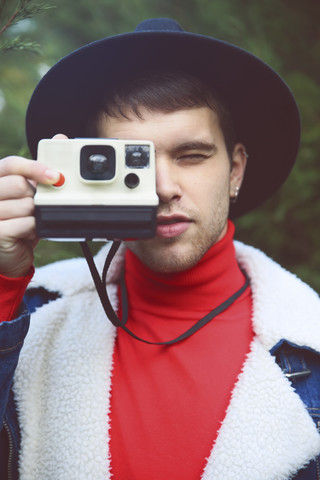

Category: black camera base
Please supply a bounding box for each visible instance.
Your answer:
[35,205,157,240]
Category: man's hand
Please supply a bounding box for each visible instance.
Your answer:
[0,144,62,278]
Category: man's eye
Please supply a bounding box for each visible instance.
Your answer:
[178,154,208,163]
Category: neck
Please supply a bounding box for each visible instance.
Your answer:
[124,221,245,314]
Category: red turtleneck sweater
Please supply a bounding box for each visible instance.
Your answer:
[110,221,253,479]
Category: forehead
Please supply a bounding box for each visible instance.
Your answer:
[96,107,225,147]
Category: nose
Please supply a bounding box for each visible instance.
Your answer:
[155,156,182,204]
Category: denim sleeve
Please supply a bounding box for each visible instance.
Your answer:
[0,286,60,426]
[0,306,30,426]
[0,289,56,479]
[273,341,320,479]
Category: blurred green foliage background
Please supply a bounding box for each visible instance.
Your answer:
[1,0,319,291]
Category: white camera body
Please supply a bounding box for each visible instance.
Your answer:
[34,138,159,240]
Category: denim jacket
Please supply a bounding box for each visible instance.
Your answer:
[0,241,320,479]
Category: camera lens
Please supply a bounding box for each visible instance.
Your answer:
[80,145,115,180]
[87,154,108,173]
[125,145,150,168]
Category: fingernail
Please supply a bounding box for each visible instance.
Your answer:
[45,169,60,182]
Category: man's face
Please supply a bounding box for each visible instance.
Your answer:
[97,107,246,273]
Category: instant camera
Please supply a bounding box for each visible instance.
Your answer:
[34,138,159,240]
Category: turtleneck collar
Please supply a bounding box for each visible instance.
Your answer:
[124,220,246,315]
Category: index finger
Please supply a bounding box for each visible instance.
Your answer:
[0,156,60,185]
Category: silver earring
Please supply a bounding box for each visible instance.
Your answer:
[230,186,240,203]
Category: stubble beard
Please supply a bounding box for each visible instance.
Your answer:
[125,203,229,274]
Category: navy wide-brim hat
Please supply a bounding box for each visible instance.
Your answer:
[26,18,300,218]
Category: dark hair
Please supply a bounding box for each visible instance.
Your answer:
[86,71,235,159]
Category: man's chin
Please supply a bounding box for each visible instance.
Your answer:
[124,239,206,274]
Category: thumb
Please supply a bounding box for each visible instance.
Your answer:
[52,133,69,140]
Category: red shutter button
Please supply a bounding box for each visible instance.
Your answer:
[53,173,65,187]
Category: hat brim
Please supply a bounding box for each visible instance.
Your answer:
[25,28,300,218]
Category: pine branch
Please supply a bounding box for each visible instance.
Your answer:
[0,0,53,55]
[7,1,53,27]
[0,10,19,37]
[0,35,40,53]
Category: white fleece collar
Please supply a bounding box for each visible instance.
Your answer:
[201,242,320,479]
[202,338,320,479]
[14,241,320,480]
[15,272,118,479]
[235,241,320,352]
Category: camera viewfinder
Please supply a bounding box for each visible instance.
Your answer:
[125,145,150,168]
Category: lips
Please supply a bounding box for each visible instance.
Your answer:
[156,214,192,239]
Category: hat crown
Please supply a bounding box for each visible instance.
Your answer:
[134,18,184,33]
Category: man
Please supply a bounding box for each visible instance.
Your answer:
[0,18,319,480]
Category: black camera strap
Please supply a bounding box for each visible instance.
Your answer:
[81,241,250,346]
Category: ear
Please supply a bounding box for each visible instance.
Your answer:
[229,143,248,202]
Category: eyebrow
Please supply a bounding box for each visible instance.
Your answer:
[170,141,218,156]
